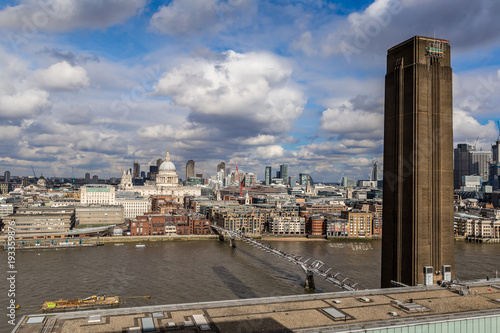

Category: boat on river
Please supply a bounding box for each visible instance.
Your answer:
[42,295,120,312]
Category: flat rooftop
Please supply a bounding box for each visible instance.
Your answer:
[13,281,500,332]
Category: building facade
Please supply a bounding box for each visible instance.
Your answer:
[382,36,455,287]
[270,216,305,235]
[186,160,195,181]
[265,166,272,186]
[74,205,124,228]
[80,185,116,205]
[8,207,76,235]
[280,164,289,185]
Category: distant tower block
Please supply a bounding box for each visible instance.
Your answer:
[381,36,455,288]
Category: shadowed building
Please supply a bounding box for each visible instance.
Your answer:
[186,159,195,181]
[382,36,454,288]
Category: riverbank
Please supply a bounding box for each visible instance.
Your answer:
[100,234,219,243]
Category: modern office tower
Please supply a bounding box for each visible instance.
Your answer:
[156,159,163,167]
[382,36,454,288]
[299,173,310,185]
[340,176,356,187]
[265,166,272,185]
[186,160,195,180]
[85,173,91,183]
[371,162,382,181]
[490,140,500,190]
[4,171,10,183]
[280,164,289,185]
[133,161,141,179]
[217,162,226,177]
[470,150,491,183]
[92,175,99,184]
[150,165,158,173]
[244,173,257,187]
[454,143,472,189]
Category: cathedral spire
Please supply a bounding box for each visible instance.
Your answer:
[165,147,170,162]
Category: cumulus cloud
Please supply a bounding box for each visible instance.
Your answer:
[150,0,253,36]
[0,0,146,32]
[0,89,51,120]
[320,95,383,139]
[152,50,305,135]
[33,61,89,91]
[253,145,285,160]
[453,109,498,148]
[294,0,500,64]
[137,123,218,141]
[0,126,21,140]
[241,135,278,146]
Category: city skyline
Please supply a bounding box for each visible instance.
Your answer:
[0,0,500,181]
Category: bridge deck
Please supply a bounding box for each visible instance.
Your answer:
[212,225,358,291]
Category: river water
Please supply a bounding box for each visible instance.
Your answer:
[1,239,499,332]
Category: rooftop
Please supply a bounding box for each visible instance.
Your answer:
[13,282,500,332]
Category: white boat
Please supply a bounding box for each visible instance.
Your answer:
[135,244,146,248]
[114,243,124,246]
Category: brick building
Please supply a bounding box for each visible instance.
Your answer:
[341,210,373,237]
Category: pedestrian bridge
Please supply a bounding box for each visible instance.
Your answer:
[210,225,360,292]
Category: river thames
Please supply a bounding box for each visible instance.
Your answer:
[2,239,500,332]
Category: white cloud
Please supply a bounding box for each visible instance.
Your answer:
[0,89,51,120]
[0,0,146,32]
[453,109,498,148]
[320,101,383,139]
[241,135,277,146]
[0,126,21,140]
[137,123,217,141]
[153,50,305,134]
[253,145,285,159]
[150,0,253,36]
[33,61,89,91]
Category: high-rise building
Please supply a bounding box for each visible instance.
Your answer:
[4,171,10,183]
[217,162,226,177]
[92,175,99,184]
[470,150,491,183]
[299,173,311,185]
[133,161,140,179]
[156,159,163,167]
[453,143,491,188]
[382,36,454,288]
[186,160,195,181]
[453,143,472,189]
[85,172,91,183]
[265,166,272,186]
[244,173,256,187]
[490,140,500,190]
[340,176,356,187]
[280,164,289,185]
[371,162,382,181]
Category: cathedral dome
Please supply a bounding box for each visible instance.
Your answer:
[158,148,176,172]
[159,160,176,172]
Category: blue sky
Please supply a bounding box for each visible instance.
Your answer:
[0,0,499,182]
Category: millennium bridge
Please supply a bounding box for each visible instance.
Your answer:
[210,225,360,292]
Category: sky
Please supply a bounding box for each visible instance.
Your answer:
[0,0,499,182]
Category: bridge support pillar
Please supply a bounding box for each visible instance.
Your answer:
[305,271,315,290]
[218,234,224,242]
[229,236,236,248]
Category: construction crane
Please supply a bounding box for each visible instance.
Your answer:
[31,166,37,178]
[338,172,344,186]
[473,136,479,151]
[233,161,243,197]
